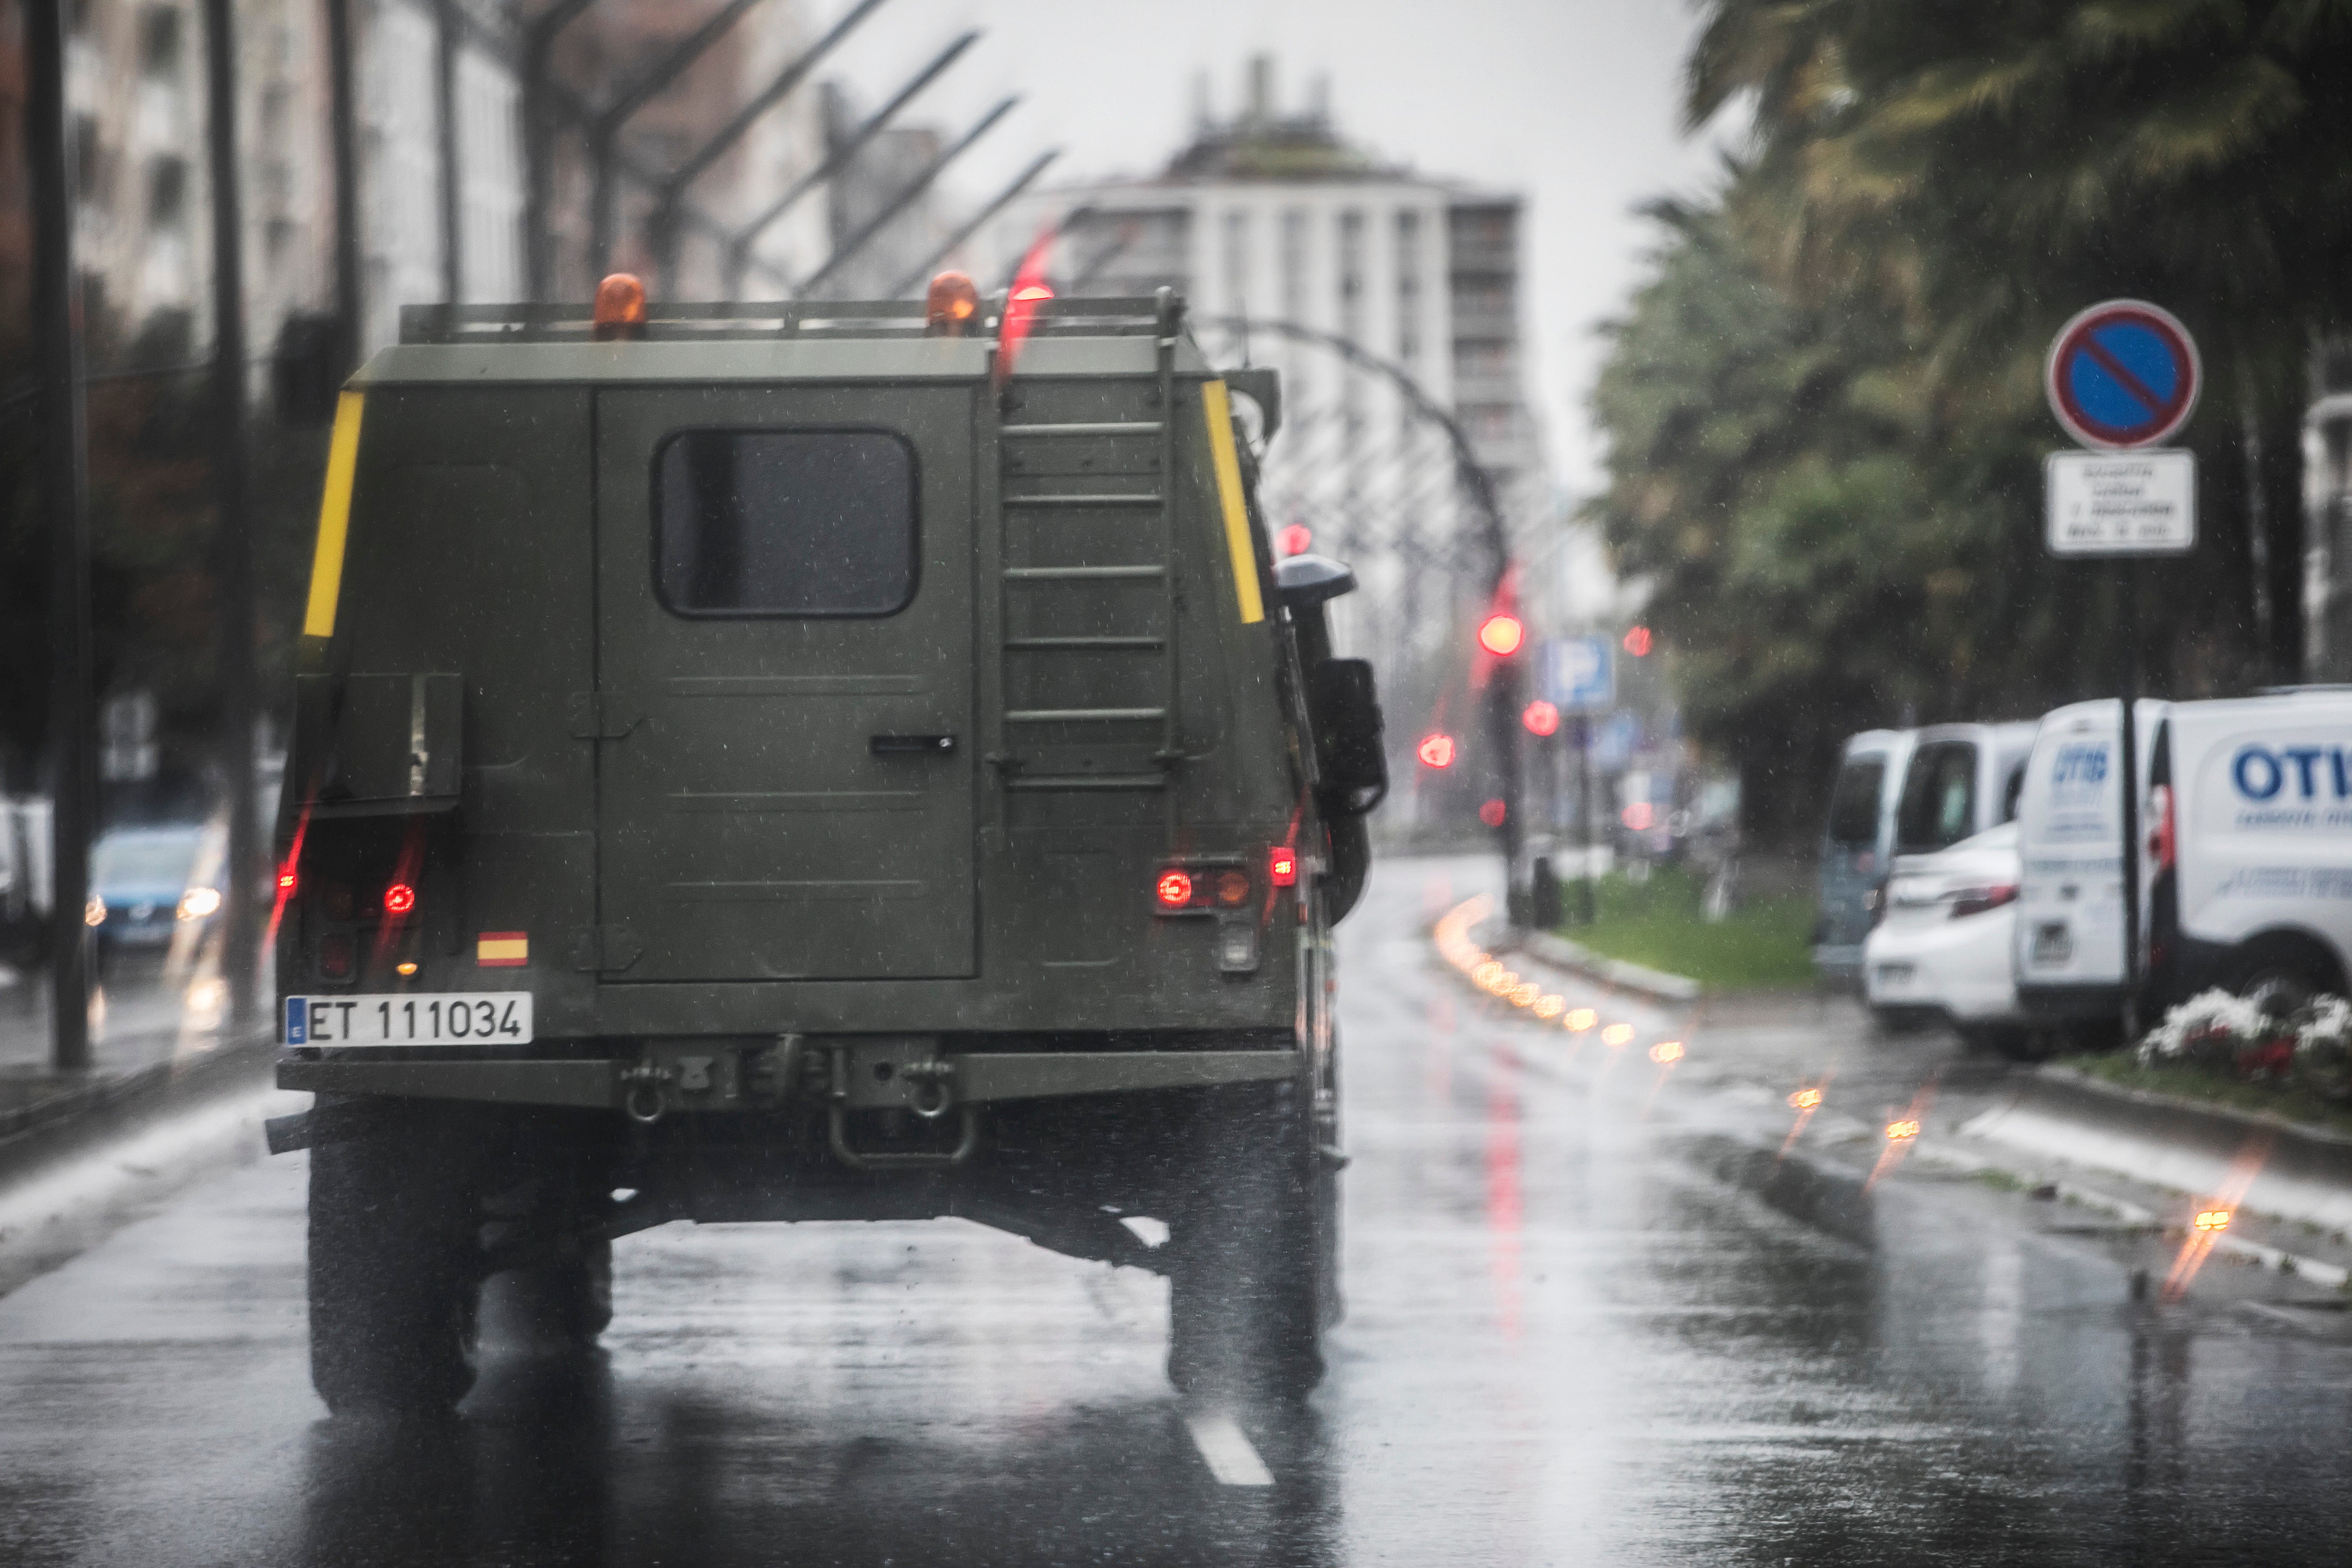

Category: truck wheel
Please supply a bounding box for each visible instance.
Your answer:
[1166,1083,1326,1404]
[2226,936,2345,1018]
[529,1233,614,1345]
[307,1114,485,1416]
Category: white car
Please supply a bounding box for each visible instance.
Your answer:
[1864,822,2037,1055]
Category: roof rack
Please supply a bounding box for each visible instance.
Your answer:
[398,294,1175,346]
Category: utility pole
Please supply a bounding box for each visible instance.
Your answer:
[27,0,94,1071]
[204,0,260,1029]
[325,0,364,368]
[435,0,464,303]
[520,0,603,302]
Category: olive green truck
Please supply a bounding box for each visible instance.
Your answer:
[266,285,1385,1414]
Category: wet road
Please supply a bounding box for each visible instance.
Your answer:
[3,857,2351,1565]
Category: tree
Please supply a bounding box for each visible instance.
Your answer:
[1589,193,2103,840]
[1687,0,2352,680]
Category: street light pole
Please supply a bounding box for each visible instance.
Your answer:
[204,0,260,1029]
[26,0,94,1071]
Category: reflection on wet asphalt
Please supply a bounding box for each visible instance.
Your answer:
[1,856,2348,1565]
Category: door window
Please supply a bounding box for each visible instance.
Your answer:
[1896,742,1979,853]
[1825,758,1885,847]
[654,429,917,617]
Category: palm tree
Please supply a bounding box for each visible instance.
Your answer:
[1687,0,2352,681]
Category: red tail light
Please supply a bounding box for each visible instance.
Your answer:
[1269,845,1298,887]
[277,870,296,892]
[383,882,417,916]
[1948,883,2019,919]
[2147,784,2176,870]
[1155,869,1194,908]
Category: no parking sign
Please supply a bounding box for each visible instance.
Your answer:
[2044,300,2200,451]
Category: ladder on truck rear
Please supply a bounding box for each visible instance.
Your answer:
[990,292,1191,813]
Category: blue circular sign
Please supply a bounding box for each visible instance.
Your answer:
[2045,300,2201,450]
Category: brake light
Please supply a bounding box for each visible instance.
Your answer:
[1269,845,1298,887]
[2147,784,2175,870]
[1948,884,2019,919]
[1155,869,1193,908]
[277,870,296,892]
[383,882,417,916]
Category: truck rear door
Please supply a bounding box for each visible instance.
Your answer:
[591,385,977,981]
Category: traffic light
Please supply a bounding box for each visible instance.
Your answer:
[1521,699,1560,737]
[1622,625,1653,657]
[1277,523,1313,557]
[1417,732,1456,769]
[1477,612,1526,657]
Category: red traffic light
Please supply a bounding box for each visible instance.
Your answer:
[1276,524,1313,557]
[1622,625,1653,657]
[1478,799,1508,828]
[1417,732,1457,769]
[1477,613,1525,657]
[1521,700,1561,737]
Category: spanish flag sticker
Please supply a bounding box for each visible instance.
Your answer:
[477,932,529,968]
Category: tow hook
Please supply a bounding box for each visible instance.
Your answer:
[621,1060,673,1125]
[900,1058,957,1120]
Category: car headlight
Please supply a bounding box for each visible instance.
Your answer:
[178,887,222,920]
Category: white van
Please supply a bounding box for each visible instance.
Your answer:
[1814,728,1915,984]
[2014,690,2352,1022]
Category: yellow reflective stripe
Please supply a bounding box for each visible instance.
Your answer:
[1201,379,1265,626]
[301,390,366,638]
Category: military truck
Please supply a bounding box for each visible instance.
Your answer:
[266,280,1386,1414]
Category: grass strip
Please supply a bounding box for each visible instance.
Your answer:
[2058,1052,2352,1141]
[1554,866,1816,992]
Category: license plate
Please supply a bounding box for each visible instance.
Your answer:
[2031,923,2073,964]
[283,993,533,1047]
[1875,962,1915,986]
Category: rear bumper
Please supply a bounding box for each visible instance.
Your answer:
[2016,982,2127,1022]
[277,1044,1301,1113]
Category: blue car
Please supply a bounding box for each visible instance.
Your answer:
[89,824,217,954]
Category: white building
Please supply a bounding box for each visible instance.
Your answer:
[983,59,1543,666]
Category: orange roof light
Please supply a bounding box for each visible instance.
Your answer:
[593,273,648,341]
[1012,282,1055,302]
[925,270,980,336]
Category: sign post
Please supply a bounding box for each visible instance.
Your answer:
[2044,300,2201,1030]
[1541,636,1615,925]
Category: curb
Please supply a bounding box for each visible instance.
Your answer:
[0,1030,276,1182]
[2031,1064,2352,1156]
[1474,916,1702,1005]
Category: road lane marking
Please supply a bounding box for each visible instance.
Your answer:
[1187,1411,1274,1487]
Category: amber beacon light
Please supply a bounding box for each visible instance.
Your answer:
[925,270,980,335]
[593,273,648,341]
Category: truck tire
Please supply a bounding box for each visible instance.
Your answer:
[527,1234,614,1345]
[2226,935,2345,1018]
[1166,1082,1326,1403]
[307,1113,486,1416]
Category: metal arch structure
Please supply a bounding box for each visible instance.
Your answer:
[1202,315,1510,595]
[1200,314,1528,884]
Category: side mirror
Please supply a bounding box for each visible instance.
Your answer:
[1309,658,1387,817]
[1274,553,1356,610]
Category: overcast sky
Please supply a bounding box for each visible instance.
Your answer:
[814,0,1735,503]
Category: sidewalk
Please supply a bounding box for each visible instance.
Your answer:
[0,959,263,1145]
